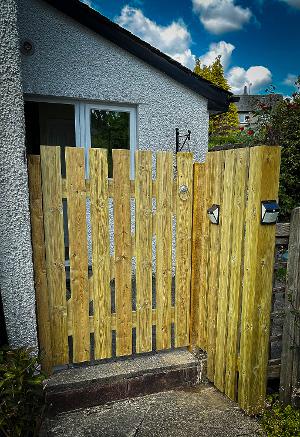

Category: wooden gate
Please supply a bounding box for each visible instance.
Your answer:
[190,145,281,414]
[28,144,281,415]
[28,147,193,372]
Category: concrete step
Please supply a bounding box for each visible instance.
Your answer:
[44,349,199,415]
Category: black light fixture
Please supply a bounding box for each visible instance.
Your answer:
[175,128,191,153]
[20,39,35,56]
[207,204,220,224]
[261,200,280,224]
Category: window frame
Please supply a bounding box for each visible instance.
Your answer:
[81,102,136,179]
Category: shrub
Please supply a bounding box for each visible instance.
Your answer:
[0,347,45,436]
[261,395,300,437]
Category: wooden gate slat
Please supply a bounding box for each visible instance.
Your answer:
[190,161,211,351]
[135,151,153,353]
[206,150,225,381]
[214,149,236,391]
[156,152,173,350]
[28,155,52,373]
[113,149,132,356]
[40,146,68,366]
[239,146,281,414]
[65,147,90,363]
[224,147,249,400]
[90,148,111,359]
[175,152,194,347]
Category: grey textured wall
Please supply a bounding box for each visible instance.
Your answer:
[0,0,38,349]
[17,0,209,161]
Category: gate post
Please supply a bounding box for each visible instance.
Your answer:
[238,145,281,414]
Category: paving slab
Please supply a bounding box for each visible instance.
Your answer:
[42,384,264,437]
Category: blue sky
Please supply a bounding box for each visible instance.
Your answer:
[82,0,300,95]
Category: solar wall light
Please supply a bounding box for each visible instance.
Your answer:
[261,200,280,224]
[207,204,220,225]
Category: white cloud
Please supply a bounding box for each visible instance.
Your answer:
[280,0,300,9]
[284,73,298,86]
[116,6,196,69]
[200,41,235,69]
[115,6,272,94]
[192,0,252,34]
[227,65,272,94]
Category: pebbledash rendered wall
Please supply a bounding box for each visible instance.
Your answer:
[0,0,209,349]
[17,0,209,161]
[0,0,38,349]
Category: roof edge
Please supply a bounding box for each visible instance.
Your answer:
[42,0,232,112]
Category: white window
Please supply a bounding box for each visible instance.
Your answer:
[76,102,136,178]
[24,98,137,178]
[239,113,250,124]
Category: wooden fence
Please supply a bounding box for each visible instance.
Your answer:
[191,145,281,415]
[280,208,300,405]
[28,147,194,372]
[28,144,281,415]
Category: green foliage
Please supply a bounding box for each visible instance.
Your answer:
[208,77,300,220]
[208,127,260,148]
[261,395,300,437]
[0,347,45,437]
[275,266,287,281]
[194,55,239,135]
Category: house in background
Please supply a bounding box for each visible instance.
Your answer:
[235,85,283,128]
[0,0,233,351]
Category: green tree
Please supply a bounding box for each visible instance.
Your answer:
[194,55,239,136]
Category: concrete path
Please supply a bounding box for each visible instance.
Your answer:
[42,384,263,436]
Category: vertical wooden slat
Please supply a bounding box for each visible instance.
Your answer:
[190,163,209,350]
[280,207,300,405]
[90,148,111,359]
[175,152,194,347]
[40,146,68,366]
[156,152,173,350]
[135,151,153,353]
[28,155,52,373]
[206,150,225,381]
[113,149,132,356]
[65,147,90,363]
[225,147,249,400]
[239,146,281,414]
[214,149,236,391]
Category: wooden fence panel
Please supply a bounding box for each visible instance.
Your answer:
[224,147,249,400]
[239,146,281,414]
[90,148,111,359]
[175,152,194,347]
[190,162,210,350]
[206,151,225,381]
[280,207,300,405]
[135,151,153,353]
[28,155,52,373]
[214,149,236,391]
[40,146,68,366]
[113,149,132,357]
[156,152,173,350]
[65,147,90,363]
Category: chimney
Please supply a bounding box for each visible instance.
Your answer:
[243,85,248,95]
